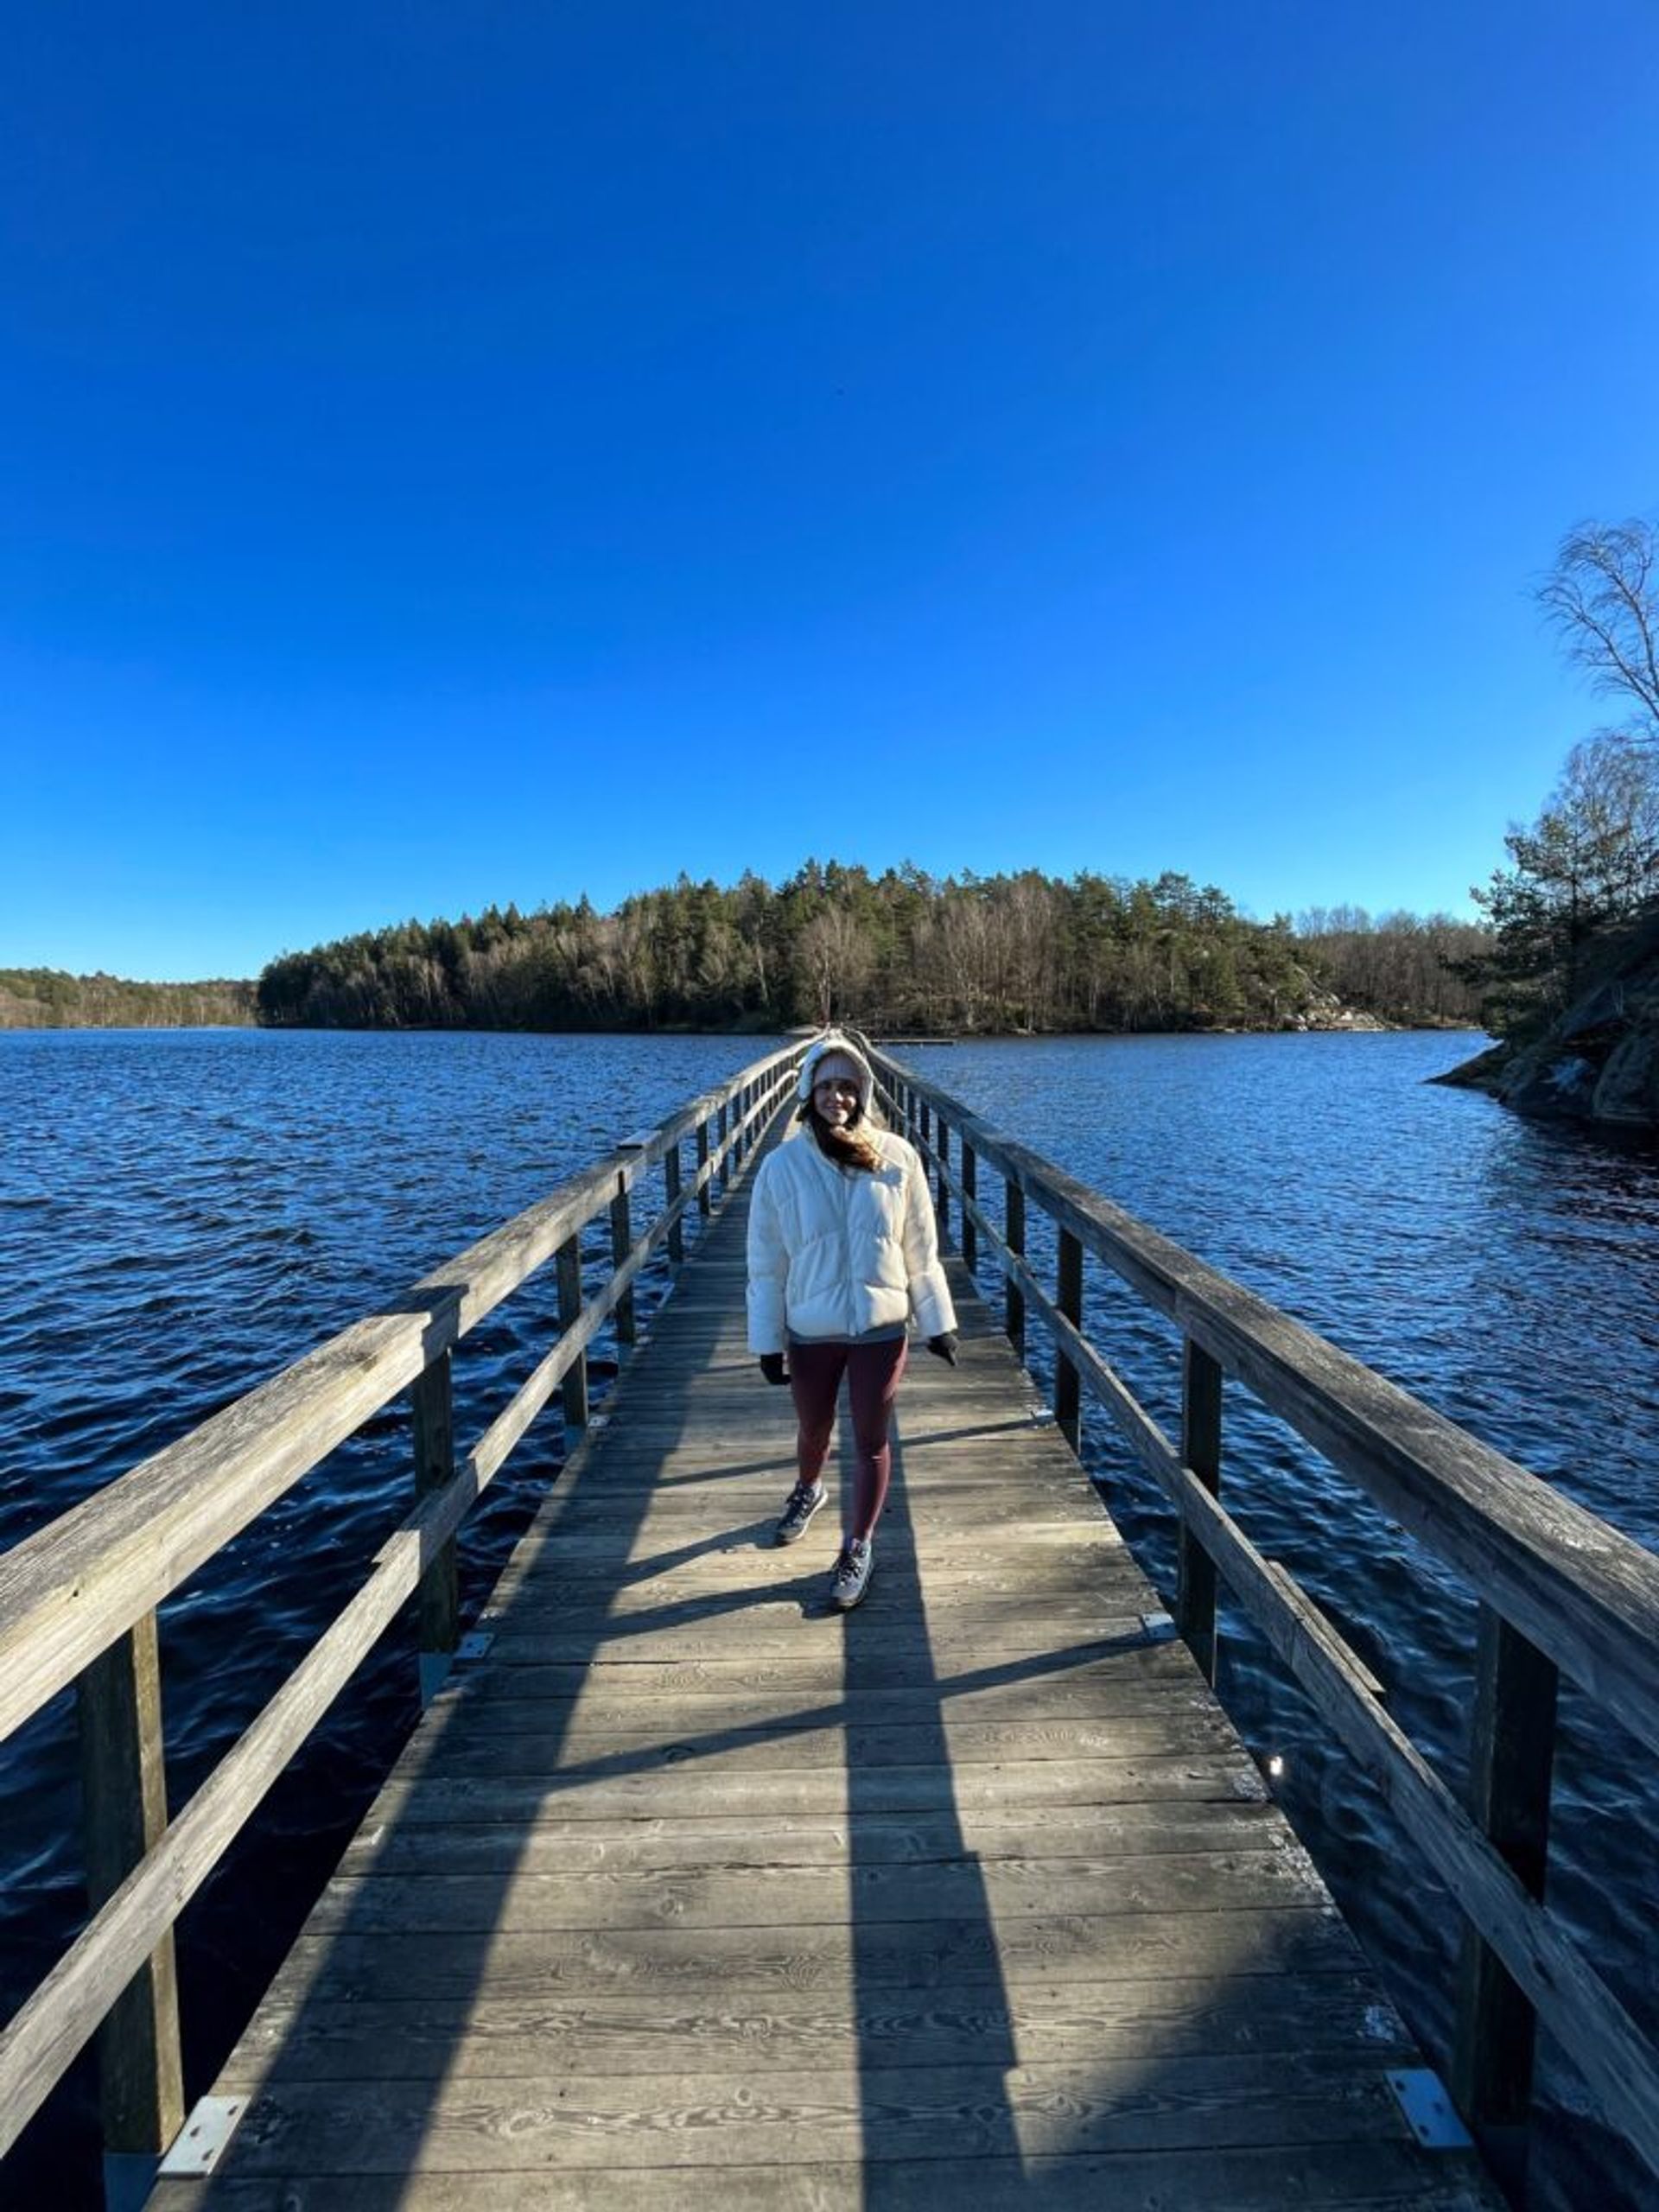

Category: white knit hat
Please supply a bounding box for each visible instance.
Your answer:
[797,1031,875,1112]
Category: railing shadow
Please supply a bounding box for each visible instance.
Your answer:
[161,1179,1474,2208]
[164,1197,757,2201]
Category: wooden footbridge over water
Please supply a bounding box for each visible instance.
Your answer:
[3,1038,1657,2210]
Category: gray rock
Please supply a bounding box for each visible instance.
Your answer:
[1436,902,1659,1135]
[1503,1048,1599,1121]
[1559,982,1627,1042]
[1592,1026,1659,1128]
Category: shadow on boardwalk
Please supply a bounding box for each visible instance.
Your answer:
[154,1180,1497,2211]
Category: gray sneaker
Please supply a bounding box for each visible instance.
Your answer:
[775,1480,826,1546]
[830,1538,874,1611]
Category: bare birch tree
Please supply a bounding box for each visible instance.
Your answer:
[1539,518,1659,750]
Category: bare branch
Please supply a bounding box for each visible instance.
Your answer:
[1538,518,1659,743]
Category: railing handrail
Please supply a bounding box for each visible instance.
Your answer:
[0,1039,803,1749]
[868,1044,1659,1757]
[860,1034,1659,2189]
[0,1038,808,2168]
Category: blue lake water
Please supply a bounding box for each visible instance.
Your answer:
[2,1027,1656,2208]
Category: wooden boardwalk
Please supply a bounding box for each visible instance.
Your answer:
[153,1140,1500,2210]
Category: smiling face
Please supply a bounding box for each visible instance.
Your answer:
[810,1053,863,1128]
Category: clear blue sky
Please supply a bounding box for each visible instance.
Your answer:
[5,3,1657,981]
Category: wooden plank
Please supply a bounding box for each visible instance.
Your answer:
[472,1618,1182,1663]
[664,1145,683,1265]
[1145,1414,1659,2181]
[156,2139,1497,2211]
[300,1848,1327,1940]
[431,1670,1207,1731]
[485,1560,1150,1617]
[608,1176,636,1346]
[871,1049,1659,1758]
[237,1903,1366,2005]
[137,1128,1509,2212]
[215,1968,1415,2087]
[334,1798,1294,1877]
[433,1632,1188,1692]
[555,1235,588,1431]
[1004,1173,1027,1357]
[412,1351,460,1688]
[402,1713,1244,1782]
[75,1611,185,2160]
[359,1753,1270,1830]
[0,1044,805,1741]
[1452,1604,1560,2137]
[1055,1227,1084,1450]
[0,1492,436,2158]
[150,2050,1452,2174]
[1177,1336,1224,1680]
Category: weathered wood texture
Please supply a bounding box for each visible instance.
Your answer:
[870,1041,1659,2186]
[0,1045,804,1748]
[150,1139,1499,2210]
[76,1612,185,2158]
[0,1046,804,2166]
[869,1052,1659,1758]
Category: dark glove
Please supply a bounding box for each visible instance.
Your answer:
[926,1332,959,1366]
[759,1352,789,1386]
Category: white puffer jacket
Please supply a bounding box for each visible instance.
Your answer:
[746,1124,957,1352]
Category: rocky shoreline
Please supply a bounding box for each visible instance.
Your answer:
[1433,906,1659,1137]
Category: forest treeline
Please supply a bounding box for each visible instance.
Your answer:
[0,970,257,1031]
[256,867,1487,1035]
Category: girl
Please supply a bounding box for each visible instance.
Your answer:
[746,1032,958,1609]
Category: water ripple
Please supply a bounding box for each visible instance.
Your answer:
[3,1027,1656,2209]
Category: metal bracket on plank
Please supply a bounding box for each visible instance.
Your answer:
[421,1629,494,1704]
[157,2095,247,2177]
[1386,2068,1473,2149]
[1140,1609,1179,1643]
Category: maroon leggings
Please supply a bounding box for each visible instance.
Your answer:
[788,1336,909,1542]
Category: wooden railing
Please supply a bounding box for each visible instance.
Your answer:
[861,1035,1659,2198]
[0,1040,806,2184]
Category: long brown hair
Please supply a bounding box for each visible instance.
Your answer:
[800,1100,884,1175]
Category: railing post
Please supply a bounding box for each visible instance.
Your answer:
[1055,1228,1083,1452]
[918,1099,931,1163]
[556,1233,589,1431]
[610,1170,637,1348]
[1004,1178,1026,1357]
[717,1102,731,1198]
[696,1118,712,1219]
[664,1144,684,1265]
[77,1614,185,2202]
[411,1350,459,1707]
[1176,1339,1224,1682]
[936,1116,950,1240]
[1452,1604,1559,2193]
[960,1138,977,1271]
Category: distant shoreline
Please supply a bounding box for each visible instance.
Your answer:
[0,981,258,1032]
[2,1013,1485,1041]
